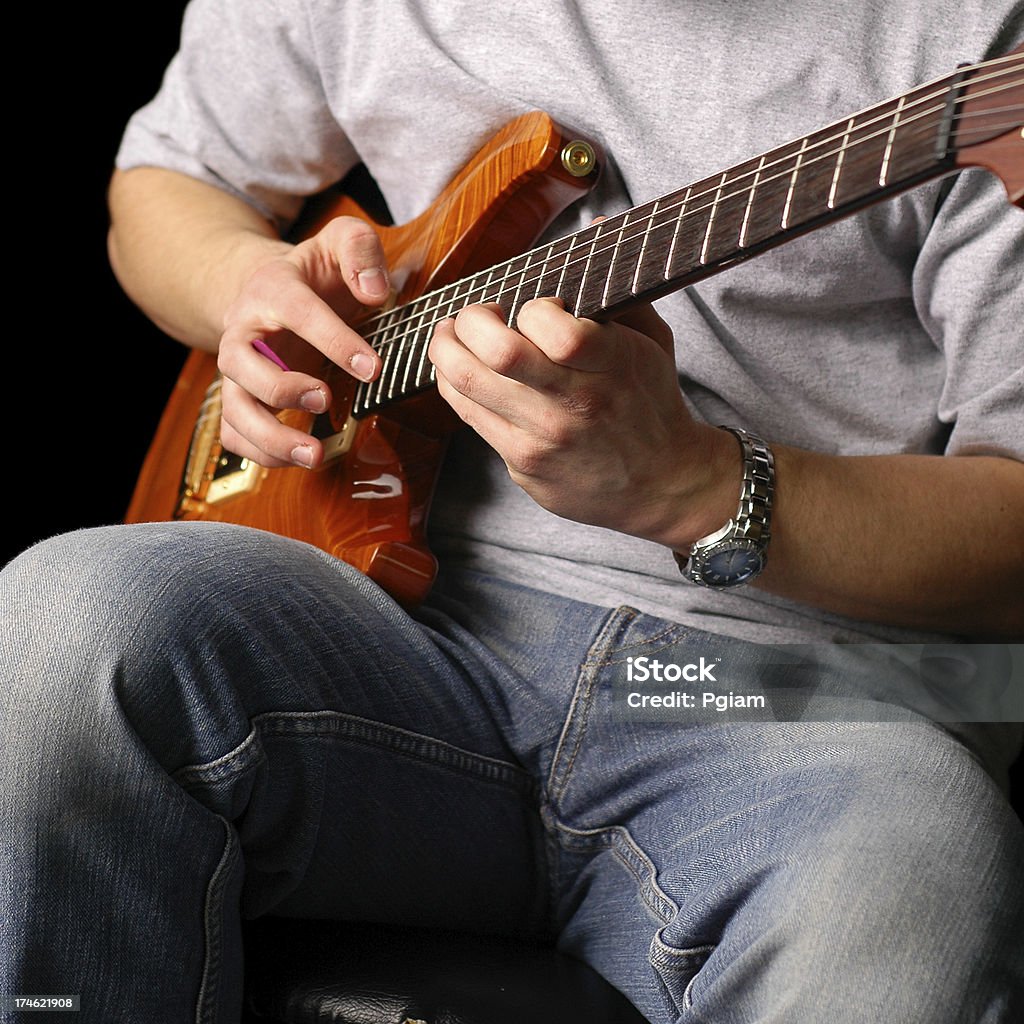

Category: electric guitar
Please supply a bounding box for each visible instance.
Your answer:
[126,46,1024,606]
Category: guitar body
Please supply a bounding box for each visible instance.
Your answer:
[125,111,599,606]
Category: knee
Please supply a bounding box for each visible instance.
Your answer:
[3,523,209,672]
[775,724,1022,1016]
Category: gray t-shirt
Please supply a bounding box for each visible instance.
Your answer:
[117,0,1023,646]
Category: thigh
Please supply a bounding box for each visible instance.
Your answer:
[542,611,1024,1023]
[0,523,609,1020]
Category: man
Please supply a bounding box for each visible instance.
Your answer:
[2,1,1022,1021]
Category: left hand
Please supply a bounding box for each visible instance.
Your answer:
[428,297,738,548]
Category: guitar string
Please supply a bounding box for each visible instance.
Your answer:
[357,85,1023,389]
[357,78,1022,375]
[354,60,1022,388]
[356,60,1021,352]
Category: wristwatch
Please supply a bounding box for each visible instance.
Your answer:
[675,426,775,589]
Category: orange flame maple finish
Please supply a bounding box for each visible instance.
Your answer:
[125,112,599,606]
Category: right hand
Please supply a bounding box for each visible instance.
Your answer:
[216,216,391,468]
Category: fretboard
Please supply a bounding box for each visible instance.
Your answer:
[352,51,1020,417]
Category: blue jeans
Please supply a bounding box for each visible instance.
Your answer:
[2,522,1021,1022]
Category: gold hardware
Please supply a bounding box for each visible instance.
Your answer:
[178,375,265,511]
[561,140,597,177]
[319,412,357,462]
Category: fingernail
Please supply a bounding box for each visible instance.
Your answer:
[299,387,328,413]
[357,268,389,298]
[290,444,314,468]
[350,352,377,381]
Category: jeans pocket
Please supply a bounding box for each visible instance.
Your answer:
[649,925,715,1015]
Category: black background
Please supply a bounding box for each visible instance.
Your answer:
[18,6,1021,809]
[7,5,192,568]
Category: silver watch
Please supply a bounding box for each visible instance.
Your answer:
[675,427,775,589]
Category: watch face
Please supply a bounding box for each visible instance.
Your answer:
[702,545,765,587]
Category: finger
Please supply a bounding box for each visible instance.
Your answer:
[448,303,561,388]
[219,377,323,469]
[428,313,528,421]
[514,296,616,373]
[217,336,332,414]
[318,215,391,305]
[222,269,380,383]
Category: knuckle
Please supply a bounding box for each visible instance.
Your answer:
[558,385,604,423]
[506,437,549,478]
[487,339,524,376]
[451,367,477,397]
[329,216,384,264]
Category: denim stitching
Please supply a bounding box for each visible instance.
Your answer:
[546,607,637,806]
[195,816,240,1024]
[582,623,694,669]
[545,813,678,924]
[171,725,265,786]
[650,931,716,1013]
[174,710,535,795]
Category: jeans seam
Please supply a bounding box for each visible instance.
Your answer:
[195,816,240,1024]
[173,710,536,796]
[546,607,637,807]
[582,622,692,669]
[545,813,679,925]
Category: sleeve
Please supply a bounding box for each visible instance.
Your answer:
[115,0,359,231]
[911,10,1024,461]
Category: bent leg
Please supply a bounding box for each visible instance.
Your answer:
[0,523,568,1023]
[544,613,1024,1023]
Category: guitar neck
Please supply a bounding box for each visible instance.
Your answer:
[353,48,1023,417]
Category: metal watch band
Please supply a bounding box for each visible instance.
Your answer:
[724,426,774,548]
[672,426,775,580]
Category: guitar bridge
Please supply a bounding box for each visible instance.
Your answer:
[177,376,265,514]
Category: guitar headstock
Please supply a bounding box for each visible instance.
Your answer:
[952,43,1024,208]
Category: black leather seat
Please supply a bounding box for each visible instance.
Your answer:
[242,918,650,1024]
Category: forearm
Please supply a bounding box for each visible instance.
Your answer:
[107,167,292,352]
[750,447,1024,638]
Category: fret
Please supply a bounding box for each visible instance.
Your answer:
[544,235,577,303]
[879,95,907,186]
[700,173,729,264]
[885,81,956,183]
[665,185,703,277]
[568,223,602,315]
[553,227,591,316]
[781,123,850,231]
[410,279,468,391]
[532,241,561,299]
[397,300,432,397]
[828,118,855,209]
[702,163,759,267]
[632,197,662,292]
[631,193,684,296]
[462,268,493,310]
[739,156,766,247]
[391,301,430,402]
[600,212,631,309]
[362,308,402,411]
[602,205,653,309]
[577,220,620,315]
[780,138,808,230]
[498,253,533,324]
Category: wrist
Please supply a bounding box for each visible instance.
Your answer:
[642,423,745,551]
